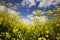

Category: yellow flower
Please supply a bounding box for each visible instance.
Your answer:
[49,27,53,30]
[30,22,35,29]
[45,35,49,38]
[54,14,60,17]
[18,33,22,38]
[6,32,9,34]
[59,19,60,22]
[56,37,60,40]
[1,32,4,35]
[38,37,46,40]
[8,3,13,7]
[34,16,39,22]
[8,15,13,19]
[0,1,5,5]
[45,30,49,33]
[10,22,16,26]
[35,10,42,15]
[5,32,11,38]
[12,38,15,40]
[42,37,46,40]
[47,10,53,15]
[56,24,60,27]
[38,37,42,40]
[27,28,30,32]
[0,17,3,24]
[56,7,60,12]
[13,29,18,33]
[57,33,59,36]
[0,38,2,40]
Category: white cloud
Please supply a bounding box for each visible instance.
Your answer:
[27,14,34,21]
[20,0,36,8]
[53,0,60,5]
[38,0,60,7]
[35,0,42,2]
[20,0,60,8]
[28,0,36,8]
[38,0,54,7]
[32,10,35,14]
[55,0,60,3]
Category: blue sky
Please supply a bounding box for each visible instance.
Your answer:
[0,0,60,23]
[3,0,60,17]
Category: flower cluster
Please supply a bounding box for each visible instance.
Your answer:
[0,7,60,40]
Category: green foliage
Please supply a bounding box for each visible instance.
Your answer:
[0,7,60,40]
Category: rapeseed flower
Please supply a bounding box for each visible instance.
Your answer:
[34,10,42,15]
[38,37,46,40]
[13,29,18,34]
[0,17,3,24]
[5,32,11,38]
[56,7,60,12]
[47,10,53,15]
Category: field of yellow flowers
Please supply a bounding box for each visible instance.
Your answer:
[0,7,60,40]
